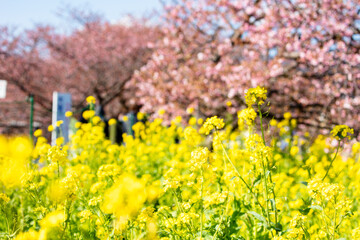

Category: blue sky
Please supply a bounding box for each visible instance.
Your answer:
[0,0,162,31]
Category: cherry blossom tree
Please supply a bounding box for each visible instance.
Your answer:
[0,26,62,134]
[0,14,160,134]
[45,14,161,117]
[132,0,360,132]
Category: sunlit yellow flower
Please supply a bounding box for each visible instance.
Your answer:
[56,120,63,127]
[78,210,92,223]
[352,142,360,153]
[331,125,354,140]
[202,116,225,135]
[238,108,257,126]
[47,145,67,165]
[284,112,292,119]
[186,107,194,114]
[158,109,165,116]
[75,122,82,128]
[1,85,359,239]
[245,86,267,106]
[82,110,95,120]
[190,147,210,170]
[102,174,146,218]
[89,196,102,206]
[14,229,39,240]
[188,117,197,126]
[108,118,117,126]
[290,146,299,157]
[34,129,42,137]
[352,228,360,239]
[86,96,96,104]
[270,119,277,126]
[48,125,54,132]
[137,112,145,120]
[0,193,10,203]
[40,210,65,228]
[55,137,64,146]
[172,116,182,124]
[65,111,73,117]
[92,116,101,124]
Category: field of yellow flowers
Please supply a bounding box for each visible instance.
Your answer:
[0,87,359,240]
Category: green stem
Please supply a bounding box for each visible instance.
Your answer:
[216,131,266,215]
[257,103,279,232]
[61,200,72,239]
[29,94,34,138]
[200,168,204,239]
[268,165,278,232]
[300,225,310,239]
[171,189,184,213]
[57,161,60,178]
[1,207,10,235]
[212,195,230,240]
[320,201,331,239]
[257,104,266,146]
[322,142,341,181]
[262,160,272,231]
[333,198,337,239]
[171,189,194,233]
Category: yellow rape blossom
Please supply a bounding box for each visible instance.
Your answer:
[158,109,165,116]
[0,193,10,203]
[238,107,257,126]
[86,96,96,104]
[65,111,73,117]
[186,107,194,114]
[245,86,267,106]
[331,125,354,140]
[56,120,63,127]
[48,125,54,132]
[34,129,42,137]
[102,174,146,218]
[108,118,117,126]
[83,110,95,120]
[202,116,225,135]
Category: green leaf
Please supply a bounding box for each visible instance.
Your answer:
[310,205,323,211]
[300,181,308,186]
[232,210,245,218]
[299,208,311,215]
[275,222,283,232]
[247,211,267,223]
[269,198,276,210]
[253,179,261,187]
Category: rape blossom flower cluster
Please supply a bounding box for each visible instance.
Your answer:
[245,86,268,106]
[202,116,225,135]
[0,87,358,240]
[331,125,354,140]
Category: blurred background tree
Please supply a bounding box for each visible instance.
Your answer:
[132,0,360,133]
[0,0,359,136]
[0,8,160,134]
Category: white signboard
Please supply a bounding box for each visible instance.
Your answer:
[0,80,7,99]
[52,92,72,145]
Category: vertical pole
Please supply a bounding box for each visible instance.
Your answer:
[109,123,116,144]
[29,94,34,137]
[129,113,135,136]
